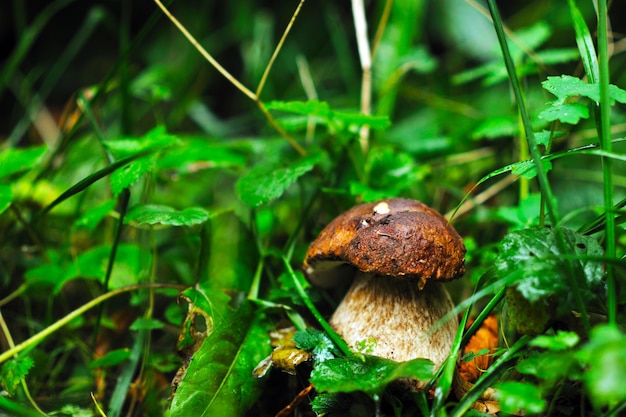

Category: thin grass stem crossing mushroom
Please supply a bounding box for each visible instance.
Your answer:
[303,198,466,388]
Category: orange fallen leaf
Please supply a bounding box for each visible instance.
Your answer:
[453,315,501,415]
[459,315,498,383]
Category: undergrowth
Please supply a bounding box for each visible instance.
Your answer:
[0,0,625,416]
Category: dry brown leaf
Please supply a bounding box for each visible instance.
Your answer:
[253,323,311,378]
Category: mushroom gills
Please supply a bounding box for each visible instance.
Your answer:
[329,271,458,373]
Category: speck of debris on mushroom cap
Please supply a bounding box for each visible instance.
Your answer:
[303,198,466,289]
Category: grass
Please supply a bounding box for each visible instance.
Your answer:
[0,0,625,416]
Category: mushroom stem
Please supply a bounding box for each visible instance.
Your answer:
[330,272,458,384]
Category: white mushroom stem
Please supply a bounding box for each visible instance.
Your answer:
[330,272,458,387]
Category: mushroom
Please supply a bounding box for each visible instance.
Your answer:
[303,198,466,389]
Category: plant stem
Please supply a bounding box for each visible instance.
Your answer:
[597,0,616,325]
[517,115,530,202]
[0,311,47,415]
[256,0,306,99]
[449,335,531,417]
[0,397,43,417]
[0,283,182,365]
[351,0,372,154]
[370,0,393,59]
[153,0,307,157]
[281,256,352,357]
[152,0,256,101]
[461,286,506,347]
[257,102,306,156]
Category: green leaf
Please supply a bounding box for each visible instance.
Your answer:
[73,200,115,231]
[0,396,44,417]
[109,154,155,196]
[454,21,553,86]
[471,116,516,140]
[576,325,626,408]
[505,287,550,334]
[398,45,438,74]
[542,75,626,105]
[104,125,181,158]
[0,356,34,396]
[293,328,340,362]
[534,130,564,149]
[461,348,491,363]
[367,148,417,191]
[330,110,391,131]
[530,331,580,351]
[126,204,210,226]
[106,126,181,195]
[266,100,390,132]
[534,48,580,65]
[39,150,158,218]
[50,404,93,417]
[0,184,12,215]
[517,351,579,386]
[236,153,321,207]
[309,392,345,416]
[373,0,426,115]
[495,193,543,229]
[495,381,546,415]
[387,112,451,156]
[348,181,389,203]
[266,100,331,118]
[0,146,46,180]
[157,139,246,173]
[58,244,151,292]
[169,302,271,416]
[538,102,589,124]
[130,317,165,331]
[495,227,604,306]
[89,349,131,368]
[25,263,65,288]
[310,355,434,397]
[130,65,173,101]
[568,0,599,83]
[349,147,423,202]
[510,159,553,179]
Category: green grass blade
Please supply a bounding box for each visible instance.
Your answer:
[568,0,599,83]
[578,197,626,235]
[104,189,130,292]
[281,255,352,357]
[430,306,470,417]
[374,0,426,117]
[36,150,153,219]
[107,328,147,417]
[449,335,531,417]
[568,0,616,323]
[596,0,616,324]
[461,286,506,347]
[0,396,43,417]
[91,188,132,349]
[0,284,180,364]
[486,0,590,333]
[77,90,114,163]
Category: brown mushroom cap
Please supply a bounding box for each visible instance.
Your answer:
[303,198,466,289]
